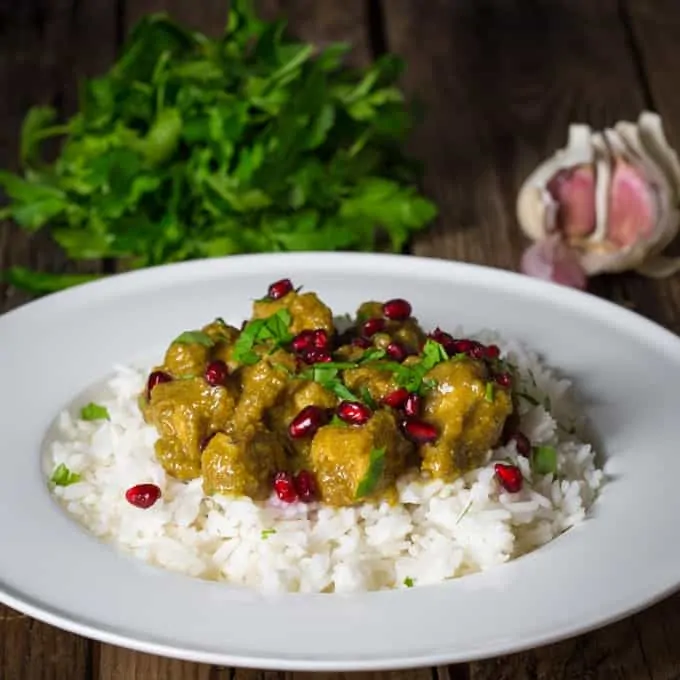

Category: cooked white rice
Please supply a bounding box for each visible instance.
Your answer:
[45,331,604,593]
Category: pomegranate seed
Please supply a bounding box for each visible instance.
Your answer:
[288,405,328,439]
[337,401,372,425]
[292,330,315,353]
[125,483,161,509]
[452,339,475,354]
[386,342,407,362]
[485,344,501,360]
[510,432,531,457]
[311,329,330,349]
[146,371,172,399]
[495,372,512,388]
[401,419,438,444]
[361,318,386,338]
[302,348,333,364]
[292,329,330,354]
[429,327,453,344]
[383,298,412,321]
[469,343,485,360]
[494,463,523,493]
[205,360,228,386]
[294,470,318,503]
[267,278,293,300]
[404,393,421,417]
[352,336,371,349]
[383,387,409,408]
[273,471,298,503]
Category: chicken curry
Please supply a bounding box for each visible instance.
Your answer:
[140,278,516,507]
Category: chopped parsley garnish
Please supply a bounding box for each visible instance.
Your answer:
[517,392,539,406]
[359,348,387,363]
[355,446,386,499]
[299,364,359,402]
[359,386,377,410]
[485,383,495,403]
[261,529,276,539]
[454,498,473,525]
[50,463,81,487]
[232,309,293,365]
[369,339,447,394]
[79,402,109,421]
[172,330,215,347]
[532,445,557,475]
[403,576,415,588]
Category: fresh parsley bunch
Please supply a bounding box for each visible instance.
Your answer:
[0,0,437,294]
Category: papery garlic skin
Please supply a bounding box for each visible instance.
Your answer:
[517,112,680,286]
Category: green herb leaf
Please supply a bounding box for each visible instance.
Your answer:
[1,266,102,296]
[517,392,539,406]
[359,385,377,410]
[359,348,386,363]
[330,414,349,428]
[233,309,293,365]
[173,330,215,347]
[261,528,276,539]
[403,576,415,588]
[485,382,495,403]
[533,445,558,475]
[355,446,386,500]
[80,402,110,421]
[50,463,81,487]
[0,2,436,295]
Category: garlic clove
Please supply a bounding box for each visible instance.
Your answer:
[517,111,680,286]
[520,233,587,289]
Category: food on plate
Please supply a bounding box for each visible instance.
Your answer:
[46,280,603,593]
[517,111,680,289]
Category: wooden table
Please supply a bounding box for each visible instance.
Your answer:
[2,0,680,677]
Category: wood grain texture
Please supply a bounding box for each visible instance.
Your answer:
[0,1,116,675]
[383,0,680,678]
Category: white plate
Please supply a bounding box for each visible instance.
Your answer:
[1,252,679,670]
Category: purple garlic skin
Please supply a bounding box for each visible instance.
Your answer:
[516,112,680,289]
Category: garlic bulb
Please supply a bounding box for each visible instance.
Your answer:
[517,112,680,288]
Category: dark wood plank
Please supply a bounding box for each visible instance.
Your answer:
[382,0,680,678]
[0,1,117,678]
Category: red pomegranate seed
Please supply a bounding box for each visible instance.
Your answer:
[292,329,330,354]
[495,372,513,388]
[288,405,328,439]
[429,327,453,344]
[273,471,299,503]
[302,348,333,364]
[205,360,228,386]
[485,344,501,360]
[293,469,318,503]
[382,298,412,321]
[361,318,386,338]
[404,393,421,417]
[450,339,473,355]
[292,330,315,353]
[125,483,162,509]
[510,432,531,457]
[267,278,293,300]
[386,341,407,362]
[311,329,330,349]
[469,343,485,360]
[383,387,410,408]
[494,463,523,493]
[352,336,372,349]
[146,371,172,399]
[337,400,372,425]
[401,419,438,444]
